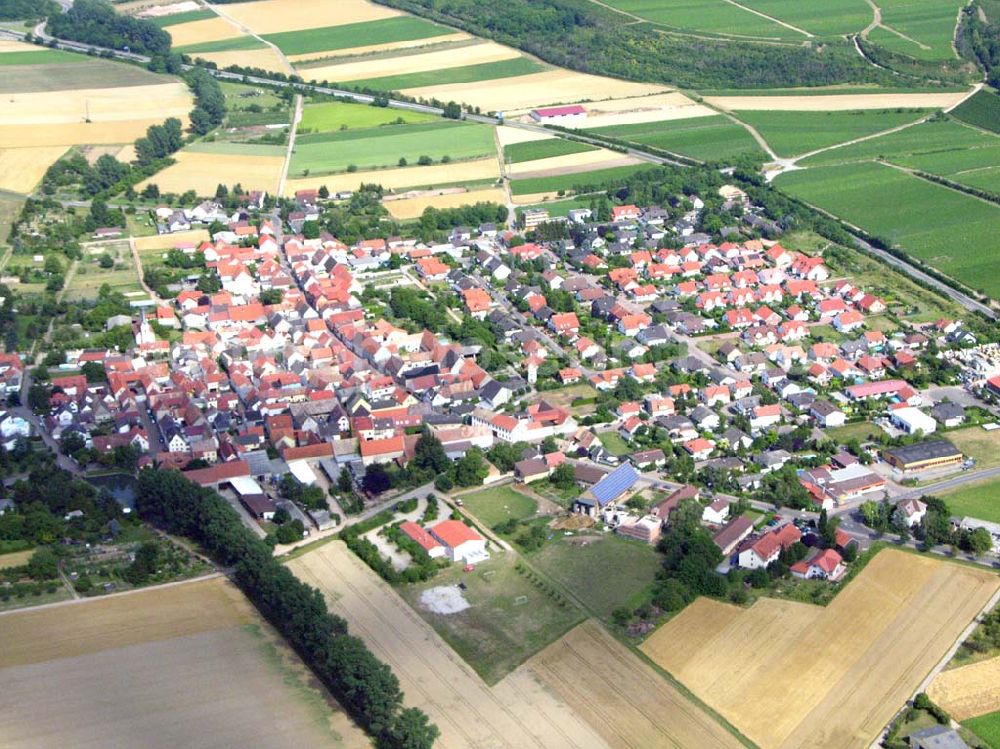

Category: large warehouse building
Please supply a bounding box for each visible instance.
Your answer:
[882,440,963,473]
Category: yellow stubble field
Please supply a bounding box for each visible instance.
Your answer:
[705,92,969,111]
[289,33,470,65]
[928,655,1000,720]
[402,71,668,114]
[163,16,244,47]
[137,150,284,195]
[0,147,68,194]
[383,187,508,219]
[195,46,289,73]
[641,550,1000,749]
[218,0,400,34]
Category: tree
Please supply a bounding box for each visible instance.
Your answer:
[337,470,354,494]
[412,428,450,474]
[384,706,440,749]
[26,546,59,580]
[363,463,393,495]
[550,462,576,490]
[434,473,453,492]
[61,432,86,457]
[27,382,50,413]
[818,508,840,548]
[454,448,488,487]
[124,541,160,584]
[275,519,304,544]
[540,436,558,454]
[967,527,993,557]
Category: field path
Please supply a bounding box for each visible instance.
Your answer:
[720,0,813,37]
[129,236,165,305]
[492,127,517,228]
[202,0,295,75]
[290,541,607,749]
[277,93,302,198]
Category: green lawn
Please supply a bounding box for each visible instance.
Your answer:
[347,57,544,92]
[739,0,870,35]
[942,477,1000,524]
[459,486,538,528]
[299,100,438,133]
[177,36,265,54]
[0,49,79,65]
[530,533,663,619]
[598,430,631,456]
[965,709,1000,748]
[510,163,658,195]
[504,139,597,164]
[153,8,216,27]
[952,89,1000,134]
[947,427,1000,470]
[588,115,764,162]
[290,120,495,176]
[736,108,931,157]
[826,421,880,443]
[398,553,583,684]
[262,17,450,56]
[601,0,801,38]
[776,160,1000,298]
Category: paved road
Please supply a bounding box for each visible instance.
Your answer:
[897,465,1000,499]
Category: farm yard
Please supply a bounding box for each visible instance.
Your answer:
[775,161,1000,298]
[0,578,367,749]
[288,540,609,749]
[642,550,1000,749]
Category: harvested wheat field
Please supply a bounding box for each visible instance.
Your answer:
[403,71,667,114]
[0,147,67,194]
[134,228,210,251]
[0,577,368,749]
[164,16,243,47]
[219,0,399,34]
[928,656,1000,720]
[283,157,500,196]
[384,187,508,219]
[300,40,518,83]
[138,150,283,195]
[527,620,744,749]
[509,149,641,179]
[496,125,553,147]
[642,550,1000,749]
[289,541,610,749]
[0,39,37,53]
[567,92,717,129]
[290,33,469,65]
[195,46,289,73]
[705,92,969,111]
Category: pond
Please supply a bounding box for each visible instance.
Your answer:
[87,473,138,511]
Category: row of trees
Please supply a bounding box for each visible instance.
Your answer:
[49,0,171,56]
[184,68,226,135]
[135,467,438,748]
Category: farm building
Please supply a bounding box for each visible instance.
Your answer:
[430,520,489,564]
[573,463,640,517]
[882,440,963,473]
[530,104,586,124]
[712,515,754,556]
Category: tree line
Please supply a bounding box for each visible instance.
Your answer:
[135,467,439,749]
[49,0,171,56]
[0,0,57,20]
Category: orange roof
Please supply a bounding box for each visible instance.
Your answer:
[359,435,405,457]
[431,519,482,548]
[400,521,442,552]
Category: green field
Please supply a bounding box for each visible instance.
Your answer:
[177,36,265,54]
[601,0,800,38]
[185,141,287,157]
[735,108,931,157]
[942,477,1000,524]
[65,243,145,302]
[800,118,997,166]
[399,553,583,684]
[153,8,216,27]
[459,486,538,528]
[0,58,173,95]
[776,161,1000,297]
[0,49,79,65]
[504,139,597,164]
[262,17,449,56]
[894,144,1000,194]
[964,710,1000,748]
[951,89,1000,134]
[299,100,437,133]
[347,57,544,91]
[872,0,965,60]
[530,533,662,619]
[291,120,494,175]
[740,0,870,35]
[587,115,764,162]
[510,163,658,195]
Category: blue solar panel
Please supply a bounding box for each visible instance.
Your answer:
[592,463,640,506]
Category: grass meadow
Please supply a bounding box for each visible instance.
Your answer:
[149,8,215,27]
[349,57,544,91]
[739,0,871,35]
[510,164,658,195]
[290,120,494,175]
[601,0,800,38]
[736,108,931,157]
[263,17,449,56]
[298,100,437,132]
[504,139,597,163]
[964,709,1000,748]
[587,115,764,162]
[776,161,1000,297]
[0,49,79,65]
[942,478,1000,524]
[459,486,538,527]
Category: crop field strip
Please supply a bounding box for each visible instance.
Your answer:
[951,89,1000,133]
[872,0,966,60]
[298,101,438,133]
[262,17,454,57]
[504,139,599,164]
[216,0,403,35]
[586,115,765,161]
[0,56,176,94]
[176,35,268,55]
[739,0,872,35]
[138,149,285,196]
[508,149,644,180]
[929,656,1000,720]
[642,550,1000,749]
[732,108,933,157]
[283,157,501,196]
[384,187,509,219]
[148,8,216,27]
[510,163,660,196]
[596,0,805,39]
[290,120,496,176]
[344,57,547,92]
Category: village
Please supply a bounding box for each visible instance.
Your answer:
[2,179,997,612]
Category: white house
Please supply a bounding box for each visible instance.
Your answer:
[430,520,489,564]
[702,497,730,525]
[895,498,927,528]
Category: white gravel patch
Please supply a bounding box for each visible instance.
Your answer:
[420,585,470,615]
